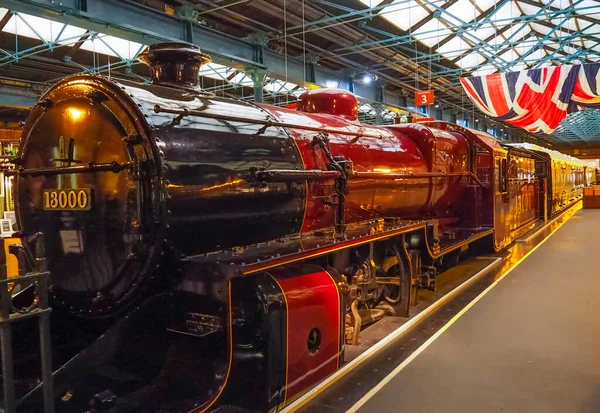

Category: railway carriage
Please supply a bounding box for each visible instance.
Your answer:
[506,142,595,218]
[1,43,597,413]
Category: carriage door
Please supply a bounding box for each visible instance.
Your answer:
[534,157,549,222]
[493,150,510,250]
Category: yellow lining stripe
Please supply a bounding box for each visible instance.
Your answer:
[324,270,342,370]
[197,282,233,413]
[269,274,289,409]
[286,130,310,234]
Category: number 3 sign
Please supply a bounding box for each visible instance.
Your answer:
[415,90,434,106]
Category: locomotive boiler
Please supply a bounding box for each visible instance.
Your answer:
[2,42,595,413]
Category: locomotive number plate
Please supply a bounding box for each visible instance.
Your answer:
[43,189,91,211]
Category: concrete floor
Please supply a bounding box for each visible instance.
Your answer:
[355,209,600,413]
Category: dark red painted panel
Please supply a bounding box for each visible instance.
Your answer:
[263,105,447,231]
[272,270,342,404]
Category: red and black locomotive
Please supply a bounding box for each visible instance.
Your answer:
[3,43,595,413]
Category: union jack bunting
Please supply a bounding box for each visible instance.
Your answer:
[460,63,600,135]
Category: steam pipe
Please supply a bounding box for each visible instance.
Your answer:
[6,161,134,177]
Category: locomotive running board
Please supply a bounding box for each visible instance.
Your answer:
[183,219,494,275]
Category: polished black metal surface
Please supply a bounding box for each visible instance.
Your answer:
[138,42,212,91]
[14,78,160,316]
[123,82,305,255]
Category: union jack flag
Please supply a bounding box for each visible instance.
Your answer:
[460,63,600,134]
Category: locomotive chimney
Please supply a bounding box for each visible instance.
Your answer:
[138,42,212,90]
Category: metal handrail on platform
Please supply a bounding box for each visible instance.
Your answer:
[0,234,54,413]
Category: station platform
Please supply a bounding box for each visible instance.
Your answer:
[349,208,600,413]
[287,207,600,413]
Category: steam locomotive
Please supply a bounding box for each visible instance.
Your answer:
[3,42,596,413]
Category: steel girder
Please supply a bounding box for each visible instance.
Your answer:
[0,0,366,98]
[0,84,38,107]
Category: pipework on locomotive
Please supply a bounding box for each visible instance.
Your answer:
[0,42,596,413]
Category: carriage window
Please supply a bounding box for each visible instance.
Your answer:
[500,158,508,193]
[535,161,546,177]
[495,159,501,192]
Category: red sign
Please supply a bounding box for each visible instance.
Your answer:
[415,90,434,106]
[414,117,435,123]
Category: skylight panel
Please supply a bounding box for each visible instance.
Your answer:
[562,45,579,55]
[510,62,526,72]
[56,25,88,46]
[0,10,150,62]
[231,72,254,87]
[3,12,65,42]
[551,28,575,39]
[437,36,471,58]
[80,37,118,57]
[575,8,600,23]
[473,64,497,76]
[199,62,233,80]
[491,1,518,25]
[498,48,519,63]
[581,23,600,36]
[550,18,579,32]
[517,2,541,17]
[380,0,430,31]
[413,19,452,47]
[472,25,497,41]
[505,24,531,39]
[80,35,144,59]
[486,34,507,48]
[530,22,552,35]
[359,103,376,115]
[446,0,478,25]
[101,36,144,59]
[264,79,299,93]
[457,52,486,69]
[358,0,385,6]
[529,48,546,61]
[473,0,498,12]
[565,0,599,9]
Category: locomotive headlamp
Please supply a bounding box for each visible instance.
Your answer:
[67,107,84,121]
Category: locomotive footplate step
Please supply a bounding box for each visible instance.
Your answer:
[338,208,600,413]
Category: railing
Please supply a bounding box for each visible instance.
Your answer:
[0,234,54,413]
